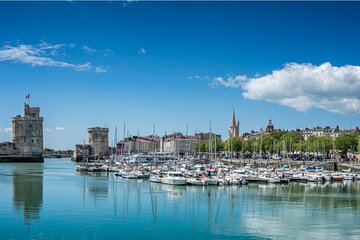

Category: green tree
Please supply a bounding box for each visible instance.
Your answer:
[213,137,224,152]
[335,134,357,154]
[317,136,334,152]
[243,138,256,153]
[195,140,207,152]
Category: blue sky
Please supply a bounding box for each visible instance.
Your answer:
[0,1,360,149]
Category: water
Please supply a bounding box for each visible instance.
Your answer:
[1,159,360,239]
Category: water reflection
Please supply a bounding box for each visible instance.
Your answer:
[2,160,360,239]
[12,164,43,225]
[247,182,360,209]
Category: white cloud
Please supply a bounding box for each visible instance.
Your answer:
[4,128,12,133]
[45,128,52,132]
[213,75,247,88]
[138,48,146,55]
[81,45,113,56]
[95,66,108,73]
[0,128,12,133]
[188,75,209,80]
[55,127,65,131]
[0,42,107,73]
[213,62,360,115]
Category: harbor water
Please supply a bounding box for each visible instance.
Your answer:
[1,159,360,239]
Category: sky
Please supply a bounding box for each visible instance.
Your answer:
[0,1,360,149]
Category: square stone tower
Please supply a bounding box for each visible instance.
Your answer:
[88,126,109,158]
[12,104,44,157]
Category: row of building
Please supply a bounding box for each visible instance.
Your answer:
[1,104,358,162]
[72,130,221,161]
[72,109,360,161]
[242,119,359,141]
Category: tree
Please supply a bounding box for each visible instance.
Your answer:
[335,134,357,155]
[213,137,224,152]
[195,140,207,152]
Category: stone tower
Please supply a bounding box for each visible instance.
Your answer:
[88,127,109,158]
[12,104,44,157]
[266,119,275,133]
[228,109,240,138]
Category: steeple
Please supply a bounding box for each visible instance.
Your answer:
[230,108,236,128]
[229,108,240,138]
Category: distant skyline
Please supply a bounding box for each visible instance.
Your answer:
[1,1,360,149]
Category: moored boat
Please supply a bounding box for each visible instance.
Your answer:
[161,171,187,185]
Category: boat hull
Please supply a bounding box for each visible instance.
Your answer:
[161,178,187,185]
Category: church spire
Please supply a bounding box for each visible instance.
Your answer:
[229,108,239,138]
[230,108,236,128]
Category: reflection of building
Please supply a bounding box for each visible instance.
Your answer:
[0,103,44,162]
[228,109,240,138]
[12,166,43,224]
[72,126,110,161]
[86,175,108,200]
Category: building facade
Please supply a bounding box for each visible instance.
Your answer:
[194,132,221,141]
[160,135,198,155]
[121,135,160,154]
[301,126,340,140]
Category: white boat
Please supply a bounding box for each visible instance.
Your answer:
[307,174,321,182]
[121,172,138,179]
[161,171,187,185]
[343,174,355,181]
[268,176,281,184]
[331,174,344,182]
[204,178,219,186]
[187,178,205,186]
[75,165,89,171]
[150,174,163,183]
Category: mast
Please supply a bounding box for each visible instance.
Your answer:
[228,138,230,160]
[123,121,126,157]
[214,134,217,163]
[113,126,117,165]
[209,120,212,163]
[260,135,263,160]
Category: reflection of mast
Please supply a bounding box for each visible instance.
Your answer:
[149,184,157,222]
[136,181,141,220]
[122,180,131,221]
[112,175,117,217]
[214,187,224,225]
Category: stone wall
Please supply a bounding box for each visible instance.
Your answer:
[0,142,18,155]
